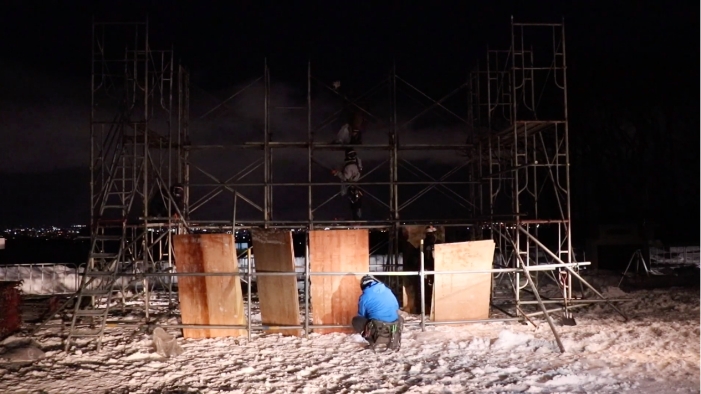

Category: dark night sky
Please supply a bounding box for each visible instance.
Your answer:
[0,1,698,242]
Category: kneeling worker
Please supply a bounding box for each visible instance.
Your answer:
[352,275,403,351]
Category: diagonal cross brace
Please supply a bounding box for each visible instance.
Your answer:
[312,76,383,124]
[313,79,388,134]
[311,160,389,213]
[395,75,468,126]
[494,227,566,353]
[399,163,469,210]
[191,163,263,212]
[197,77,263,120]
[516,225,629,321]
[189,159,263,212]
[399,160,476,210]
[399,161,471,211]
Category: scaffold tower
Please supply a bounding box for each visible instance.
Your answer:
[64,19,188,350]
[50,16,628,353]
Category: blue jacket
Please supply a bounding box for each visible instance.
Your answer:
[358,282,399,322]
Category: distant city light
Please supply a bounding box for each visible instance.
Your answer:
[0,224,90,241]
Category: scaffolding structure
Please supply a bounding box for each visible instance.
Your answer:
[63,20,187,349]
[469,19,577,315]
[55,17,629,353]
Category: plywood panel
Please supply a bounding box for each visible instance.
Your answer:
[251,229,301,336]
[174,234,246,338]
[431,240,495,321]
[309,229,369,334]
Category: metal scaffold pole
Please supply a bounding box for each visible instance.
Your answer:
[263,59,271,228]
[307,61,313,226]
[143,17,151,322]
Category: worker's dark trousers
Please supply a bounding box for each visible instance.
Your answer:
[351,206,362,220]
[350,130,362,144]
[350,199,362,220]
[352,316,369,334]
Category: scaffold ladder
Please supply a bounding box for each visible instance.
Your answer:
[66,126,146,352]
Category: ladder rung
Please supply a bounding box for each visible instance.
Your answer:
[103,205,128,209]
[89,253,118,259]
[96,224,125,229]
[69,330,103,337]
[75,309,107,316]
[94,235,122,241]
[96,218,126,223]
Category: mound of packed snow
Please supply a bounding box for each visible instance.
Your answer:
[0,337,45,363]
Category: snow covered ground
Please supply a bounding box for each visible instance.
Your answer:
[0,284,698,393]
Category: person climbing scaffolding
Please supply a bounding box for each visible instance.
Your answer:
[346,185,363,220]
[333,110,364,145]
[331,148,364,220]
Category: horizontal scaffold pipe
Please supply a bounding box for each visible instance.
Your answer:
[476,121,562,144]
[189,181,479,187]
[93,21,147,25]
[517,219,570,224]
[179,219,486,226]
[513,67,566,71]
[180,217,564,226]
[513,120,567,124]
[423,317,519,325]
[185,143,474,151]
[87,262,590,277]
[480,163,568,179]
[504,298,632,305]
[48,318,522,331]
[177,220,480,228]
[512,22,564,27]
